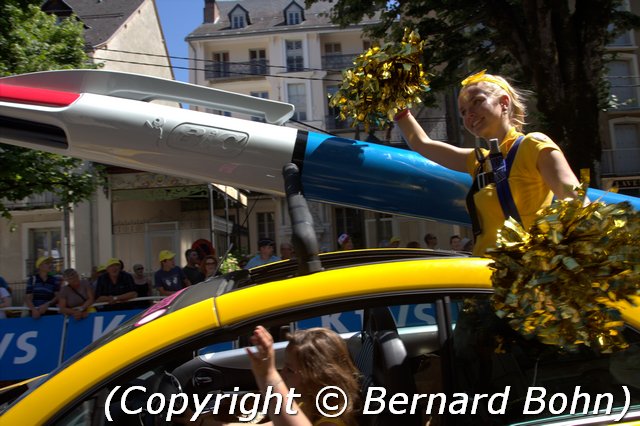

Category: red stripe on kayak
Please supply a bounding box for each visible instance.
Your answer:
[0,83,80,107]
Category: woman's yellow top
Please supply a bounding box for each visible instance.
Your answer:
[466,127,560,256]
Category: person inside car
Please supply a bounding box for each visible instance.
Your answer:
[183,326,361,426]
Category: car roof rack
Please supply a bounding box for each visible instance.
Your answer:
[0,69,295,125]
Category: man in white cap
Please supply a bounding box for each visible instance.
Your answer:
[154,250,191,296]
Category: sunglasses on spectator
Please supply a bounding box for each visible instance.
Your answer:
[205,262,216,266]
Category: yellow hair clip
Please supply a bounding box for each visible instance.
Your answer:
[461,69,511,94]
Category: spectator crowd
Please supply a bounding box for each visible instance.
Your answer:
[1,231,471,319]
[0,244,226,319]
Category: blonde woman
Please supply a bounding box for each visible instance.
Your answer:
[395,70,581,256]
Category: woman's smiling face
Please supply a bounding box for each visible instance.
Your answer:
[458,83,507,139]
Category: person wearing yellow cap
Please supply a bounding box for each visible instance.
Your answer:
[94,257,137,311]
[24,256,60,319]
[154,250,191,296]
[394,70,582,256]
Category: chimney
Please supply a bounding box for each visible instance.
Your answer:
[204,0,219,23]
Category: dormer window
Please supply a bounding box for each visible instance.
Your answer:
[284,1,304,25]
[287,10,301,25]
[229,5,250,29]
[232,14,245,29]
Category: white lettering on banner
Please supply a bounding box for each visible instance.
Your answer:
[321,314,349,333]
[14,331,38,364]
[0,331,38,364]
[413,304,436,325]
[317,306,437,333]
[92,315,127,341]
[0,333,14,359]
[321,310,363,333]
[396,305,410,326]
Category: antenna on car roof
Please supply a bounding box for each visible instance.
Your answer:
[282,163,323,276]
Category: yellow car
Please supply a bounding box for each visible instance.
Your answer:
[1,249,639,425]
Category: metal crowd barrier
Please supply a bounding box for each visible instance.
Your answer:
[0,296,165,376]
[0,296,165,317]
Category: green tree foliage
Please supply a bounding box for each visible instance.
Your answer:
[0,0,105,219]
[307,0,640,182]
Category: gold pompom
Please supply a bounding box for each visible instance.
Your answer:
[329,28,430,133]
[487,178,640,353]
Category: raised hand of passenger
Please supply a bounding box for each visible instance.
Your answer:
[245,325,277,381]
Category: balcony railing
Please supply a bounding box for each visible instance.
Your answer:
[205,60,270,80]
[601,147,640,176]
[4,192,60,210]
[322,54,357,71]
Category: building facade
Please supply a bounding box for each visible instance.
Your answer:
[601,0,640,196]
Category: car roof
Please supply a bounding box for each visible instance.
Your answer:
[241,248,465,285]
[167,248,474,312]
[154,249,640,331]
[214,255,495,325]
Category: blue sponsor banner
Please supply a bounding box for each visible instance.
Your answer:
[296,304,439,333]
[0,315,65,381]
[63,309,142,361]
[0,310,143,381]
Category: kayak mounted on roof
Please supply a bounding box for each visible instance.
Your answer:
[1,70,638,225]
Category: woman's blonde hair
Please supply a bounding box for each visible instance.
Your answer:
[460,70,530,132]
[286,328,361,425]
